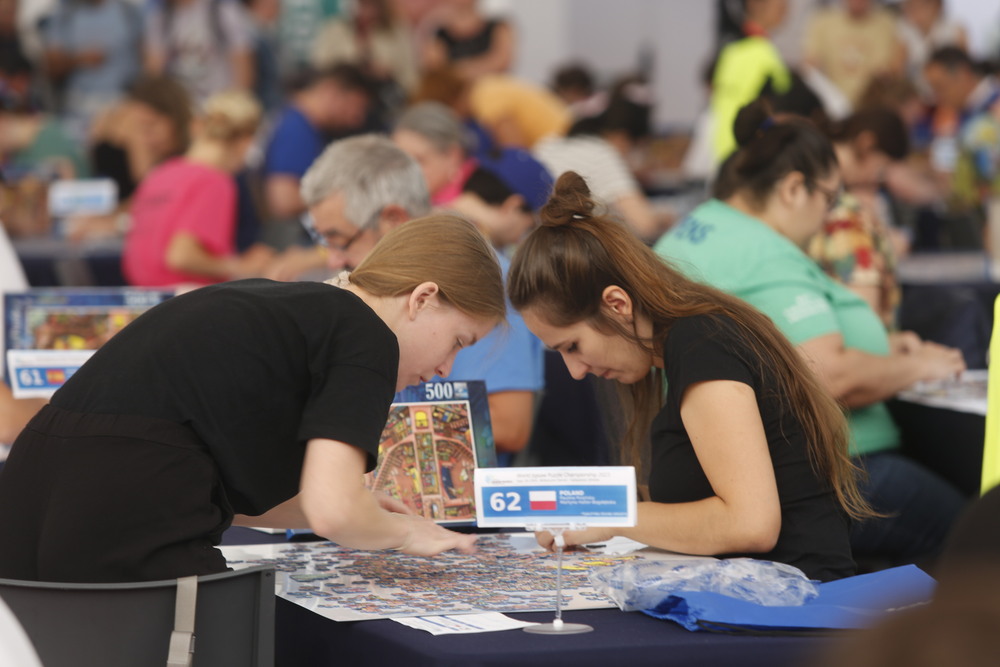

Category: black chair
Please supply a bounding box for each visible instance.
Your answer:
[0,565,275,667]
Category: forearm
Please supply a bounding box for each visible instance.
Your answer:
[812,347,925,407]
[488,390,534,454]
[233,495,310,529]
[615,191,662,241]
[165,233,237,279]
[606,499,779,556]
[302,479,411,550]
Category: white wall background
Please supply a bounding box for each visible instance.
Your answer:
[496,0,715,131]
[487,0,1000,132]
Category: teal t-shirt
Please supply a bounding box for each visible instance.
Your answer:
[654,199,899,456]
[12,117,90,180]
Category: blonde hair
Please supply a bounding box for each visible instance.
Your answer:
[349,214,506,324]
[198,90,262,143]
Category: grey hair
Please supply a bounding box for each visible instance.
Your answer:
[300,134,430,229]
[393,101,472,154]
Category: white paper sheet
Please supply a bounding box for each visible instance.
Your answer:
[391,612,538,635]
[896,369,988,416]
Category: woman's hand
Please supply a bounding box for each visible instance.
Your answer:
[397,516,478,556]
[910,341,966,383]
[535,527,614,551]
[890,331,966,382]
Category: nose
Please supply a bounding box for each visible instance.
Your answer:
[436,350,457,379]
[562,353,588,380]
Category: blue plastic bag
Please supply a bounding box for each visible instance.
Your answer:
[588,558,819,612]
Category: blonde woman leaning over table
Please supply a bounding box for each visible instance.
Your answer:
[0,215,504,583]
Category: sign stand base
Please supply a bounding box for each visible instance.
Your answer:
[523,530,594,635]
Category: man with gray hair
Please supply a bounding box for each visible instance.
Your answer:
[266,134,431,279]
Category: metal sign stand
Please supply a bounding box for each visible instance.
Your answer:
[523,525,593,635]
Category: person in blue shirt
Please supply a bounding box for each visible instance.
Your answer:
[262,64,372,244]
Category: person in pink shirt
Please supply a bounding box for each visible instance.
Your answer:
[123,89,272,287]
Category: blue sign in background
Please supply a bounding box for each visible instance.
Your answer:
[12,365,80,392]
[479,485,630,519]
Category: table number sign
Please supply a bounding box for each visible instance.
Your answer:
[475,466,637,529]
[7,349,93,399]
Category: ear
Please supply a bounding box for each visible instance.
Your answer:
[501,194,525,213]
[775,170,807,208]
[377,204,411,236]
[406,281,441,320]
[601,285,634,321]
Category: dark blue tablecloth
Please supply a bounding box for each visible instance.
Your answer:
[274,596,834,667]
[223,528,839,667]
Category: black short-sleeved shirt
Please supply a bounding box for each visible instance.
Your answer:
[52,279,398,515]
[649,314,855,582]
[91,141,138,201]
[436,19,501,61]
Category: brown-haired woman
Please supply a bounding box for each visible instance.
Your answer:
[657,99,966,569]
[509,171,866,582]
[0,215,504,583]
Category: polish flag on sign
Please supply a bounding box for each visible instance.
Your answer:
[529,490,557,511]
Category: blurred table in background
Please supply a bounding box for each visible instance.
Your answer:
[14,236,125,287]
[892,371,988,498]
[897,252,999,369]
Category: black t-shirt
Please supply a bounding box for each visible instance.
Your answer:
[436,19,501,61]
[91,141,138,201]
[52,279,398,515]
[649,314,855,582]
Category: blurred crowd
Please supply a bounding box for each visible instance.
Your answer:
[0,0,674,274]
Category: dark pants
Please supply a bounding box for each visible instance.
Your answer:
[851,451,968,566]
[0,405,232,583]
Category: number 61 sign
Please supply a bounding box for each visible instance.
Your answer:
[474,466,637,528]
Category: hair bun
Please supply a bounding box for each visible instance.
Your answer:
[540,171,595,227]
[732,97,776,149]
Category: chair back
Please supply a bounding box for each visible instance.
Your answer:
[0,565,274,667]
[983,295,1000,494]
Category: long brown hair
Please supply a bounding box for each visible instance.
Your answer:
[351,214,506,325]
[508,171,871,520]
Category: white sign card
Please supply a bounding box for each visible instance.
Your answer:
[47,178,118,217]
[7,349,94,398]
[474,466,637,528]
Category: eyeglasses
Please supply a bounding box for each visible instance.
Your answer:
[810,182,842,213]
[300,209,378,253]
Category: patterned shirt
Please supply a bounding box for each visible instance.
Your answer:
[807,192,900,329]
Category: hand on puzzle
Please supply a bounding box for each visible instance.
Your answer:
[398,516,478,557]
